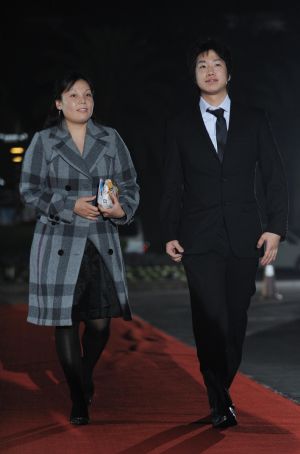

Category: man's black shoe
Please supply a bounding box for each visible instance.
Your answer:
[212,406,237,429]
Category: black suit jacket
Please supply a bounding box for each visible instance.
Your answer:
[160,103,288,257]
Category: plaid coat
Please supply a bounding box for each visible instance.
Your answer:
[20,119,139,326]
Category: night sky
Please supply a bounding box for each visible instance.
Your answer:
[1,5,299,250]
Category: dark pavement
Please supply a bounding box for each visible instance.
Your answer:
[129,279,300,404]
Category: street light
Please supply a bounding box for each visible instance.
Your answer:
[0,133,28,142]
[9,147,24,155]
[12,156,23,163]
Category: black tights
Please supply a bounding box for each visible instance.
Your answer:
[55,318,111,406]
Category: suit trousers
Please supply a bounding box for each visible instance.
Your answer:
[182,244,258,411]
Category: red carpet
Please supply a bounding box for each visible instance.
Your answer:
[1,304,300,453]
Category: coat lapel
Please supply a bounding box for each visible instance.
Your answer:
[225,103,243,142]
[50,120,110,178]
[189,106,221,164]
[50,123,91,178]
[83,120,110,173]
[221,102,244,166]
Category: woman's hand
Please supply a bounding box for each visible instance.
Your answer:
[98,193,125,219]
[74,196,100,221]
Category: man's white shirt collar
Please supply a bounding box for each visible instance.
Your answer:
[200,95,231,116]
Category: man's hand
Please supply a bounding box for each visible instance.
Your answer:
[166,240,184,262]
[257,232,281,266]
[74,196,100,221]
[98,192,125,219]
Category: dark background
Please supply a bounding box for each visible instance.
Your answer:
[1,4,299,251]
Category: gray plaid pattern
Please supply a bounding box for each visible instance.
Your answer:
[20,120,139,326]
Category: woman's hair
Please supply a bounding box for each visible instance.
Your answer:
[187,38,232,82]
[44,71,95,128]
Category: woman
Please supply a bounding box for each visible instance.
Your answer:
[20,72,139,425]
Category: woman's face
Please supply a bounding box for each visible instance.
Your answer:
[55,79,94,125]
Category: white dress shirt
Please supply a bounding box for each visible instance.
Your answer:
[199,95,231,153]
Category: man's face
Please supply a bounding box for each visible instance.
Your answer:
[195,49,229,96]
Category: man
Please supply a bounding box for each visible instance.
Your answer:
[160,39,288,429]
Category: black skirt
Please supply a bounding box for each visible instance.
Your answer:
[72,239,122,322]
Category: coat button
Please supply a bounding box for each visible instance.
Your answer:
[108,249,113,255]
[58,249,64,256]
[49,214,54,219]
[51,221,56,225]
[54,215,60,221]
[65,185,71,191]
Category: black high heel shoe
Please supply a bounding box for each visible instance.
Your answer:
[70,399,90,425]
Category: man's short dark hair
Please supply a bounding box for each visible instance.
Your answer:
[188,38,232,79]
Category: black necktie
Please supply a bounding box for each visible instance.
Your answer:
[207,108,227,162]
